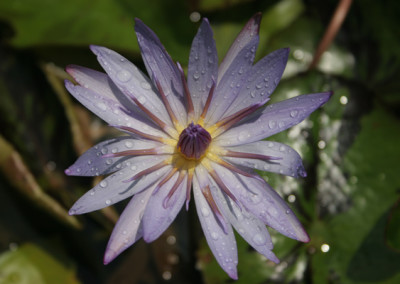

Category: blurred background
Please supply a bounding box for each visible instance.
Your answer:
[0,0,399,283]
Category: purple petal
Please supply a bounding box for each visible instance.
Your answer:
[134,19,187,126]
[205,36,259,126]
[65,80,168,137]
[212,163,309,242]
[104,187,155,264]
[222,48,289,118]
[223,141,306,178]
[218,13,261,79]
[66,65,117,100]
[193,174,238,279]
[65,137,163,176]
[142,172,186,242]
[209,181,279,263]
[188,18,218,119]
[88,45,173,127]
[69,157,170,215]
[216,92,333,146]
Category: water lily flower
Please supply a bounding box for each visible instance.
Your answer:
[65,13,332,279]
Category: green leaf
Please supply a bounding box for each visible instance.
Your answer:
[0,243,80,284]
[311,106,400,283]
[0,0,193,62]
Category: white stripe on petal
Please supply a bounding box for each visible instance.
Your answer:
[193,174,238,279]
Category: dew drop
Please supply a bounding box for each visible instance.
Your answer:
[252,233,267,246]
[193,71,200,81]
[140,81,152,90]
[125,141,133,148]
[268,120,276,129]
[138,96,146,104]
[116,70,132,82]
[105,199,111,205]
[106,159,113,165]
[201,207,210,217]
[131,165,137,171]
[250,194,261,204]
[211,232,219,240]
[267,142,274,147]
[101,148,108,155]
[237,131,248,142]
[96,102,107,111]
[290,110,298,118]
[100,180,108,188]
[279,145,285,152]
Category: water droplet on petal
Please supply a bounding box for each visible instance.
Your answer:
[100,180,108,188]
[201,207,210,217]
[140,81,152,90]
[252,233,267,246]
[116,70,132,82]
[96,102,107,111]
[105,199,111,205]
[290,110,298,118]
[268,120,276,129]
[237,131,249,142]
[193,71,200,81]
[138,96,146,104]
[211,232,219,240]
[124,141,133,148]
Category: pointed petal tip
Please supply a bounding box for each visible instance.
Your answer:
[89,44,103,56]
[228,269,238,280]
[300,231,311,243]
[103,249,117,265]
[64,168,72,175]
[251,12,262,26]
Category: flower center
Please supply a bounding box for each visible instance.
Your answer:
[177,122,212,160]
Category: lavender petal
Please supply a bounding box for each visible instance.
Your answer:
[224,141,306,178]
[65,137,163,176]
[212,163,309,242]
[188,18,218,119]
[65,80,168,137]
[193,175,238,279]
[142,172,186,242]
[215,92,333,146]
[134,19,187,126]
[222,48,289,118]
[88,45,173,127]
[69,157,170,215]
[209,180,279,263]
[104,187,155,264]
[218,13,261,79]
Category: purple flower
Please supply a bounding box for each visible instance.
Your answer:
[65,14,331,279]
